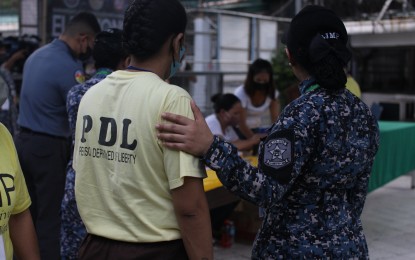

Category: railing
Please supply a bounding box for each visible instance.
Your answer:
[12,69,249,116]
[362,92,415,121]
[170,70,247,115]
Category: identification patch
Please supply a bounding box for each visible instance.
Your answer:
[264,138,292,169]
[259,129,294,183]
[75,70,85,84]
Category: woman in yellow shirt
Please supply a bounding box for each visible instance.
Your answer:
[0,82,39,260]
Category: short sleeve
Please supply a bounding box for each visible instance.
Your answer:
[0,124,31,215]
[206,114,224,137]
[11,139,31,214]
[162,93,207,190]
[234,85,249,108]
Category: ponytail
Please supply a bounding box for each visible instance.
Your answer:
[308,34,351,90]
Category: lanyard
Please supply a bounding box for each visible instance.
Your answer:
[94,68,112,77]
[126,65,153,73]
[306,84,320,93]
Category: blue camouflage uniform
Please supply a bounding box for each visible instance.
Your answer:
[60,68,113,260]
[203,78,379,259]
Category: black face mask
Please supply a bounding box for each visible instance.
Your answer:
[253,82,270,91]
[79,46,92,62]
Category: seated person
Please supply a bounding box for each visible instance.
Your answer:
[234,58,280,138]
[205,93,262,152]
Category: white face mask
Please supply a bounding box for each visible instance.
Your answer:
[0,76,8,106]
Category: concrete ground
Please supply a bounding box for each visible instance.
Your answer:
[214,174,415,259]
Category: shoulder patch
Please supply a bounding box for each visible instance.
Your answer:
[75,70,85,84]
[259,129,294,184]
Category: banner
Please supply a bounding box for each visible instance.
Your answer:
[48,0,132,40]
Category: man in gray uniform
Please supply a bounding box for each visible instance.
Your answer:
[14,12,100,259]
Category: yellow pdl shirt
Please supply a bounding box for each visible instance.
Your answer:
[346,75,362,98]
[74,71,206,243]
[0,123,31,260]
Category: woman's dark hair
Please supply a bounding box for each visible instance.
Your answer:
[122,0,187,60]
[292,34,350,91]
[285,5,351,91]
[312,58,348,92]
[244,58,276,99]
[211,93,241,114]
[93,28,128,70]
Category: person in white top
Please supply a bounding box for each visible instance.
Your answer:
[205,93,262,152]
[234,58,280,138]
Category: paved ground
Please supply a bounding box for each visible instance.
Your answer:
[214,174,415,259]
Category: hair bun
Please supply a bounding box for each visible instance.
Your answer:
[309,33,351,65]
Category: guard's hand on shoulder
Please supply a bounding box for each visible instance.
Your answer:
[156,100,214,157]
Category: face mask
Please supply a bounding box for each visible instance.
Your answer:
[168,46,186,79]
[253,82,270,91]
[79,46,92,62]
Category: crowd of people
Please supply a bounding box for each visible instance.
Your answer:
[0,34,41,136]
[0,1,377,259]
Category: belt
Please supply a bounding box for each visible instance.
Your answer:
[19,126,69,141]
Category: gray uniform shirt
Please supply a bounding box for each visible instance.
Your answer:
[18,39,84,137]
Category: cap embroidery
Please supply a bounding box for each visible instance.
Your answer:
[321,32,339,40]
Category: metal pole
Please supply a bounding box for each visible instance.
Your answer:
[295,0,302,15]
[250,17,257,61]
[376,0,394,23]
[18,0,22,35]
[41,0,47,43]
